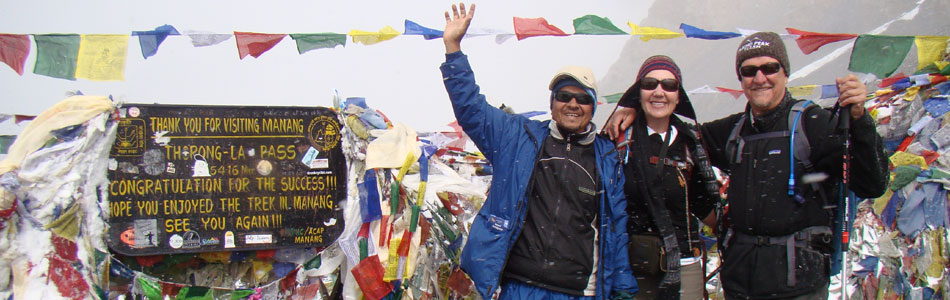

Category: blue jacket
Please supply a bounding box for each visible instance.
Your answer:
[440,51,637,299]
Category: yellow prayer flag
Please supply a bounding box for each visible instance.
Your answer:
[382,237,401,281]
[349,25,401,45]
[935,61,949,71]
[75,34,129,81]
[902,86,920,101]
[788,85,817,98]
[889,151,928,169]
[872,189,894,216]
[914,36,949,71]
[626,22,684,42]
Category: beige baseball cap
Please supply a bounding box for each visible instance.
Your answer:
[548,66,597,93]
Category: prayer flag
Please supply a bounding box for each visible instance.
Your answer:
[914,36,949,71]
[848,34,914,78]
[351,255,393,300]
[0,34,30,75]
[136,277,162,300]
[787,85,817,98]
[679,23,740,40]
[403,19,443,39]
[603,93,622,103]
[686,85,720,95]
[573,15,626,35]
[234,32,286,59]
[132,24,179,59]
[75,34,129,81]
[716,87,744,99]
[14,115,35,124]
[290,33,346,54]
[176,286,212,300]
[879,72,907,88]
[819,84,839,99]
[627,23,684,41]
[33,34,80,80]
[513,17,568,40]
[349,26,400,45]
[786,28,856,54]
[183,30,231,47]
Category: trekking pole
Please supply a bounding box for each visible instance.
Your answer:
[838,104,851,300]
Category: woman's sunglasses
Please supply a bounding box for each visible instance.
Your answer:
[554,90,594,105]
[739,62,782,77]
[640,77,679,92]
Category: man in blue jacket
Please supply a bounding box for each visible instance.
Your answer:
[440,3,637,300]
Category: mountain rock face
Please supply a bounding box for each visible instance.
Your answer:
[595,0,950,124]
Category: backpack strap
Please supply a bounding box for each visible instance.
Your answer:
[787,100,813,202]
[724,114,747,165]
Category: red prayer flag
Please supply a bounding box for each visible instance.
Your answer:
[786,28,857,55]
[716,87,744,99]
[0,34,30,75]
[351,255,393,300]
[160,282,183,299]
[513,17,569,41]
[879,72,908,88]
[14,115,36,124]
[234,32,286,59]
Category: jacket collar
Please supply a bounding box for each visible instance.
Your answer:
[548,121,596,145]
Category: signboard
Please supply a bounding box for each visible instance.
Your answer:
[107,104,346,255]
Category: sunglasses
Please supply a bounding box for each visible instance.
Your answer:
[554,90,594,105]
[640,77,679,92]
[739,62,782,77]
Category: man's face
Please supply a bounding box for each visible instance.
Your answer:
[551,85,594,133]
[739,56,787,116]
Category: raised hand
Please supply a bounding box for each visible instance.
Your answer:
[443,3,475,53]
[836,74,868,119]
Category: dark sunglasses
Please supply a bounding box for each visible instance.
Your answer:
[640,77,679,92]
[554,90,594,105]
[739,62,782,77]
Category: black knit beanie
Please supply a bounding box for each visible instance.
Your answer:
[735,32,790,80]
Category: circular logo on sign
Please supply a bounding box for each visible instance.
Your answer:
[128,107,140,118]
[307,116,341,152]
[169,234,184,249]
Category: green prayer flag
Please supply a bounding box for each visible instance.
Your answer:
[573,15,627,35]
[230,289,255,300]
[33,34,80,80]
[0,135,14,155]
[304,253,323,270]
[177,286,212,300]
[137,277,162,300]
[290,33,346,54]
[603,93,623,103]
[848,35,914,78]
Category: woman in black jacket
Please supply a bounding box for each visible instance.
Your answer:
[614,55,721,300]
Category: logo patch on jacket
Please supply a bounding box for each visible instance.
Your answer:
[578,186,597,196]
[488,214,510,232]
[769,149,782,155]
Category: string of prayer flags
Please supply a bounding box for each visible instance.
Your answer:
[914,36,949,71]
[132,24,180,59]
[75,34,129,81]
[572,15,627,35]
[880,72,908,88]
[234,32,286,59]
[183,30,232,47]
[786,28,857,55]
[33,34,80,80]
[679,23,740,40]
[848,34,915,78]
[0,34,30,75]
[513,17,569,40]
[290,33,346,54]
[627,23,684,41]
[348,26,400,45]
[403,20,443,40]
